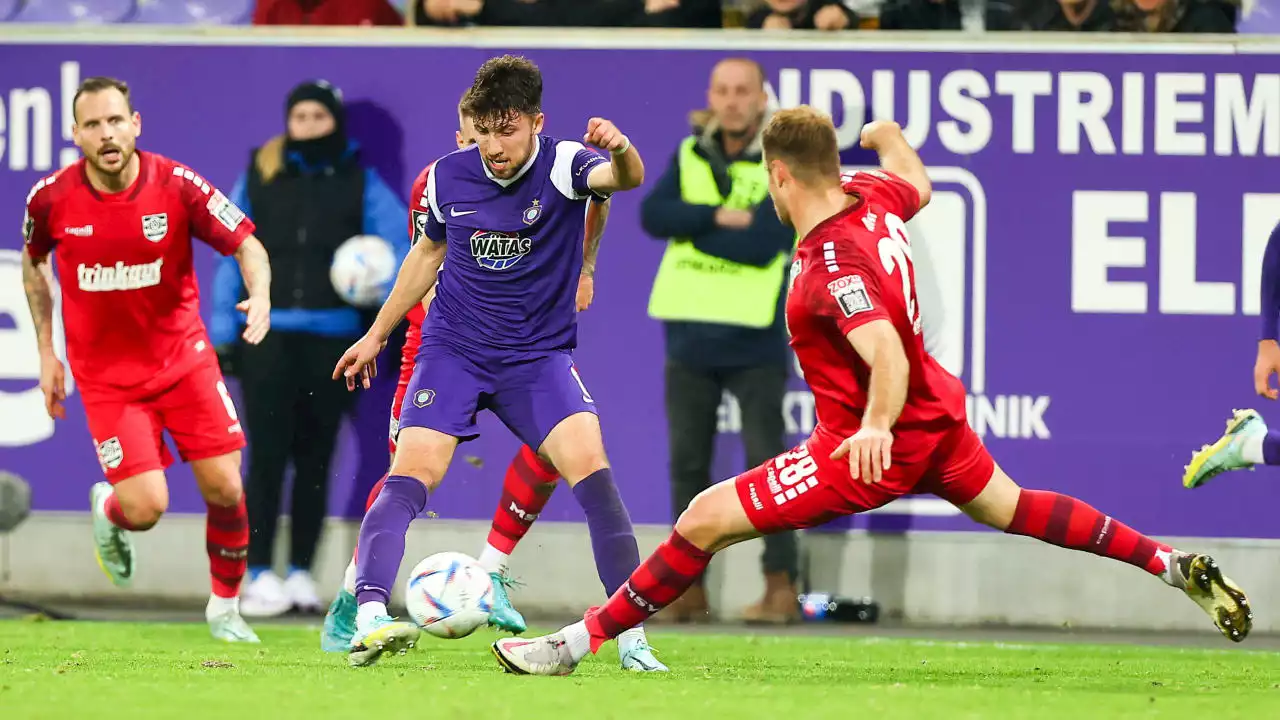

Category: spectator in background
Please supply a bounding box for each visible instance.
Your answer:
[986,0,1114,29]
[747,0,859,29]
[210,81,409,618]
[1113,0,1237,31]
[879,0,963,29]
[641,58,801,625]
[415,0,722,26]
[254,0,404,25]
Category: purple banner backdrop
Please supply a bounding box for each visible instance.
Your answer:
[1,39,1277,538]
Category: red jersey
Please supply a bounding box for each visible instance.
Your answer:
[786,169,966,439]
[23,151,254,399]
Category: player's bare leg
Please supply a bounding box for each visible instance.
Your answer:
[959,464,1252,642]
[192,451,259,643]
[90,470,168,588]
[1182,409,1279,489]
[348,427,455,667]
[493,479,759,676]
[539,411,665,672]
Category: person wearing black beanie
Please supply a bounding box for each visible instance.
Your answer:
[208,80,410,619]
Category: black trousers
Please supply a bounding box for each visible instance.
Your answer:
[664,361,798,581]
[240,331,355,571]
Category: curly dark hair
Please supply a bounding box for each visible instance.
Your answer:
[461,55,543,131]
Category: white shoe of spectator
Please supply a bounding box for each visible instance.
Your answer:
[285,569,323,614]
[240,570,293,618]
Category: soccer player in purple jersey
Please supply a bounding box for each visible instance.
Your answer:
[1183,219,1280,488]
[333,56,663,670]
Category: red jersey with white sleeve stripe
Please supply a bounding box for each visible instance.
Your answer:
[23,151,253,399]
[785,168,966,440]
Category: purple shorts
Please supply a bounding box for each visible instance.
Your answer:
[397,342,597,449]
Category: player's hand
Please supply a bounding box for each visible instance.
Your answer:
[576,273,595,312]
[333,333,387,391]
[452,0,484,16]
[584,118,630,155]
[762,13,792,29]
[830,426,893,485]
[1255,339,1280,400]
[39,352,67,420]
[715,207,754,230]
[813,4,850,30]
[236,296,271,345]
[645,0,680,13]
[859,120,904,151]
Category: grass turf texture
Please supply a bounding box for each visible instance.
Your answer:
[2,620,1279,719]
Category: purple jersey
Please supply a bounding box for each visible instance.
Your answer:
[418,135,609,355]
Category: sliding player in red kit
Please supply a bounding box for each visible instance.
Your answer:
[21,77,272,642]
[321,98,611,653]
[493,110,1254,676]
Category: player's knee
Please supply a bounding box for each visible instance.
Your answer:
[675,488,734,551]
[191,453,244,506]
[202,478,243,507]
[120,492,166,529]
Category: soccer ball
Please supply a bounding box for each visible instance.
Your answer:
[329,235,396,308]
[404,552,495,639]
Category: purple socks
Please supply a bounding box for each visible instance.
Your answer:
[355,475,428,607]
[572,468,641,597]
[1263,430,1280,466]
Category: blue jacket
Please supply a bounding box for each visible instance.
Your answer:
[208,142,410,347]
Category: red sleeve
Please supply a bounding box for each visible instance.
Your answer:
[808,253,890,337]
[252,0,275,24]
[373,0,405,25]
[22,175,57,261]
[841,168,922,223]
[407,163,432,244]
[170,162,254,256]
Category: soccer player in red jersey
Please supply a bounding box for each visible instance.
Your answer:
[320,99,644,663]
[20,77,272,643]
[493,109,1255,676]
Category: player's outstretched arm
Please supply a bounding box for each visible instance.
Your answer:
[830,319,910,484]
[372,238,446,341]
[584,118,645,193]
[860,121,931,211]
[233,236,272,345]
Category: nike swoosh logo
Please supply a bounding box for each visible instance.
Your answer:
[450,208,477,217]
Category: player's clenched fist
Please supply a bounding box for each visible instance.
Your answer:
[334,333,387,391]
[1255,339,1280,400]
[859,120,903,151]
[830,425,893,485]
[576,273,595,312]
[39,353,67,420]
[584,118,630,154]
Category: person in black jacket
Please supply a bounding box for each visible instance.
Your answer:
[642,59,801,625]
[209,80,409,618]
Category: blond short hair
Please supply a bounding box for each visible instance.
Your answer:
[761,106,840,184]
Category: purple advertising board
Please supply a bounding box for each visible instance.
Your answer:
[0,32,1277,538]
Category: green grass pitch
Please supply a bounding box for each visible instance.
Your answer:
[2,620,1279,719]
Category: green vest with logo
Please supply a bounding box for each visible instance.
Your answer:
[647,136,788,329]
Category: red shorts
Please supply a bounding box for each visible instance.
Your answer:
[736,421,994,534]
[82,359,246,483]
[388,320,422,455]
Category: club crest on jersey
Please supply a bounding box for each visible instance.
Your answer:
[141,213,168,243]
[521,199,543,226]
[827,274,873,318]
[413,389,436,408]
[470,230,532,271]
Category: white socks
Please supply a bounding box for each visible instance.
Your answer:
[357,601,388,631]
[342,560,357,595]
[561,619,592,663]
[1240,431,1266,464]
[206,594,239,619]
[477,543,510,575]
